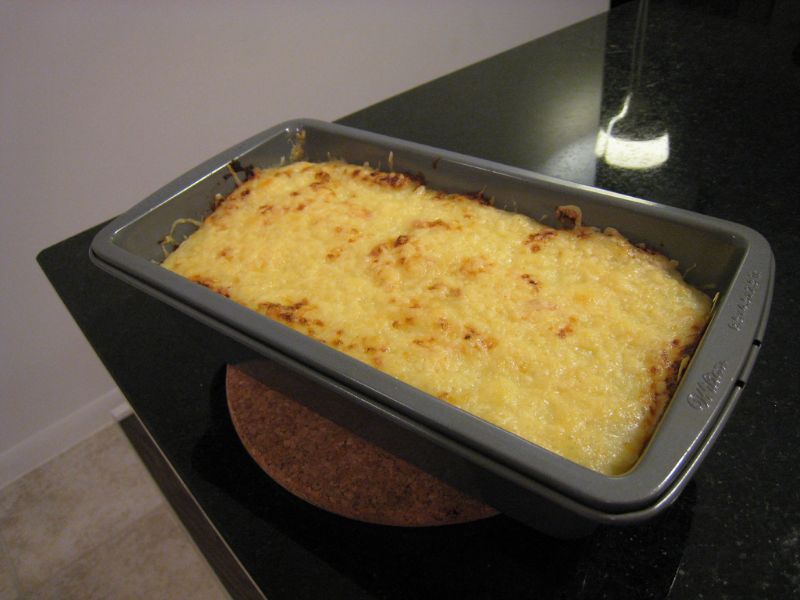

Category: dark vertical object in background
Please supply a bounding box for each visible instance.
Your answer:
[595,0,700,208]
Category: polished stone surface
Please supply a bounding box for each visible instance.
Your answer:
[37,1,800,598]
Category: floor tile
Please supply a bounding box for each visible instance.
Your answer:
[0,542,18,600]
[0,424,164,591]
[27,505,230,600]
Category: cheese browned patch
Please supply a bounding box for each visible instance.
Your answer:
[162,160,711,475]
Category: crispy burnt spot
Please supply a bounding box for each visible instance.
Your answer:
[213,186,252,211]
[555,316,578,339]
[352,338,389,367]
[462,325,498,351]
[362,168,425,190]
[426,189,479,206]
[524,229,557,252]
[475,190,492,205]
[329,226,362,260]
[426,282,463,297]
[212,196,240,217]
[258,299,323,331]
[190,277,231,298]
[412,219,455,230]
[326,247,343,261]
[639,349,687,447]
[375,172,410,188]
[412,337,437,349]
[555,205,582,229]
[673,332,704,383]
[304,169,337,201]
[309,170,333,190]
[231,160,255,180]
[369,233,412,261]
[369,243,386,261]
[213,168,271,211]
[391,316,416,329]
[520,273,539,289]
[328,329,346,348]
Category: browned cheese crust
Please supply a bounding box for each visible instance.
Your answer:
[162,160,712,475]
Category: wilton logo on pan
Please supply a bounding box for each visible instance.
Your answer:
[687,361,728,410]
[729,270,760,332]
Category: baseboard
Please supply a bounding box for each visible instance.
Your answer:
[0,387,131,490]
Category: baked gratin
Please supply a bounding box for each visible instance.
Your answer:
[162,160,711,475]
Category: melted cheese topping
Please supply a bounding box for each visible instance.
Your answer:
[162,161,711,475]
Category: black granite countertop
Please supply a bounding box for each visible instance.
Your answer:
[38,1,799,598]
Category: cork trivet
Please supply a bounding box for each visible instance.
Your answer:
[226,365,498,526]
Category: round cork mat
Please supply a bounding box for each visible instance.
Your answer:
[226,364,498,526]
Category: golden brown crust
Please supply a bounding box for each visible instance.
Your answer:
[162,160,711,475]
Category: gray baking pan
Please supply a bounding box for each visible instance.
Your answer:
[90,119,773,536]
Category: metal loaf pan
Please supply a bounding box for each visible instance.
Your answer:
[90,119,773,537]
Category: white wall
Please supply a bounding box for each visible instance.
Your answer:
[0,0,608,487]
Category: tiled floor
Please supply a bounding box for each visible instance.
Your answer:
[0,424,231,600]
